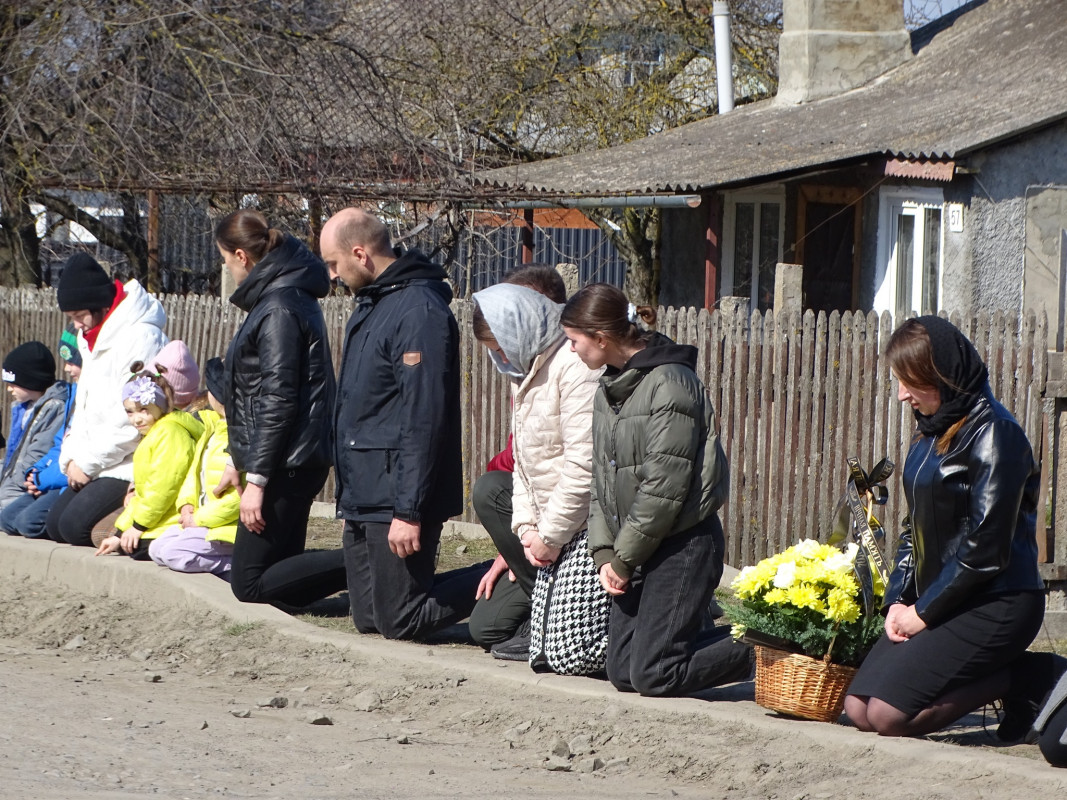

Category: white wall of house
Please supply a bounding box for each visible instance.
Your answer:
[951,119,1067,320]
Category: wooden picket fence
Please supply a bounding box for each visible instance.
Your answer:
[0,289,1056,572]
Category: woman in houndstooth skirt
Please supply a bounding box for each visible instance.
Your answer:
[470,281,609,676]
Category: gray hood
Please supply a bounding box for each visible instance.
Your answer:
[473,283,564,379]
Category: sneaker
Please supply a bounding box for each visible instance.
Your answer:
[997,652,1067,743]
[490,619,531,662]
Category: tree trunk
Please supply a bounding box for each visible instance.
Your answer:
[0,135,42,287]
[588,207,661,306]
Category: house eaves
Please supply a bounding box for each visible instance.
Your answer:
[476,0,1067,198]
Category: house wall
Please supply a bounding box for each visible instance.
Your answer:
[658,119,1067,318]
[958,118,1067,318]
[659,204,714,308]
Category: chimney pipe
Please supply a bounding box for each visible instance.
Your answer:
[713,1,734,113]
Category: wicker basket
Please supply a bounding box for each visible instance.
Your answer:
[753,645,858,723]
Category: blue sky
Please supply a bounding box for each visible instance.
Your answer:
[904,0,973,27]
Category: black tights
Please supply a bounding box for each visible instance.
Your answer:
[844,670,1008,737]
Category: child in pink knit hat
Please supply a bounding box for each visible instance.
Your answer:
[152,340,202,409]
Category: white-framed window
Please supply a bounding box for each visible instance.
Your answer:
[873,187,945,319]
[721,189,785,311]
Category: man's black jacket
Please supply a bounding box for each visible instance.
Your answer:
[333,249,462,524]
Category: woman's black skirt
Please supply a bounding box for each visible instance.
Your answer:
[847,590,1044,717]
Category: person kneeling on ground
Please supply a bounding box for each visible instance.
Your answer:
[149,357,238,576]
[468,264,571,662]
[469,282,608,675]
[844,317,1064,739]
[213,209,347,607]
[560,284,752,697]
[322,207,488,640]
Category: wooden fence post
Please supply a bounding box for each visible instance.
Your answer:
[773,262,803,313]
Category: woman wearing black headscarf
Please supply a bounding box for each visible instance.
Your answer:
[844,316,1062,738]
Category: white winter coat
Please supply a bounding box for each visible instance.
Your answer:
[510,338,602,548]
[59,280,168,481]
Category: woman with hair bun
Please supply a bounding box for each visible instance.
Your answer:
[213,209,347,607]
[560,283,752,697]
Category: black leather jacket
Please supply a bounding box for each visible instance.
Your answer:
[224,235,336,476]
[883,388,1044,627]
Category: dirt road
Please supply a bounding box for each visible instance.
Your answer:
[1,571,1065,799]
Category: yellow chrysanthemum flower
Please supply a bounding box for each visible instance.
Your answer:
[826,587,862,623]
[764,588,789,606]
[787,583,825,613]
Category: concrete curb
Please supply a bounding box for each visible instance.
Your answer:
[1,534,1064,783]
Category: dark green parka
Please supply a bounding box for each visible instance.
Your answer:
[588,334,729,580]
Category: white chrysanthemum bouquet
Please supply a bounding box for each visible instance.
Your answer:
[725,539,883,667]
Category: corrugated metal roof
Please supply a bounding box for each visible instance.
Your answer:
[477,0,1067,196]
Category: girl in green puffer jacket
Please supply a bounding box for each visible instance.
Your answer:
[561,284,753,697]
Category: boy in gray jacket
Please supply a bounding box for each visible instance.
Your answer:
[0,341,73,514]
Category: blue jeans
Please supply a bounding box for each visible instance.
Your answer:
[343,518,489,640]
[0,490,61,538]
[605,516,752,697]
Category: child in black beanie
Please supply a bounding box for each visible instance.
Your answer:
[0,341,71,519]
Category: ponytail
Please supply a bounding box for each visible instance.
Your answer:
[561,283,655,347]
[215,209,284,265]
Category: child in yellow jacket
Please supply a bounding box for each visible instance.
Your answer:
[95,366,203,558]
[148,358,239,575]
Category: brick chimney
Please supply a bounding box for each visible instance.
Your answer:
[777,0,911,104]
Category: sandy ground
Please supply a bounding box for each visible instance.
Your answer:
[2,566,1067,800]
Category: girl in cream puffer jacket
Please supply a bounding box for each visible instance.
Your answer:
[510,338,600,551]
[473,283,601,559]
[472,283,609,676]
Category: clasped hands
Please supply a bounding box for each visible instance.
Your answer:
[885,602,926,642]
[519,526,560,567]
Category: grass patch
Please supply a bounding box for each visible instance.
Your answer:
[224,621,264,637]
[295,613,355,633]
[436,535,497,571]
[304,517,497,572]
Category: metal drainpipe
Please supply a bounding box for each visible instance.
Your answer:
[483,195,702,210]
[713,1,734,114]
